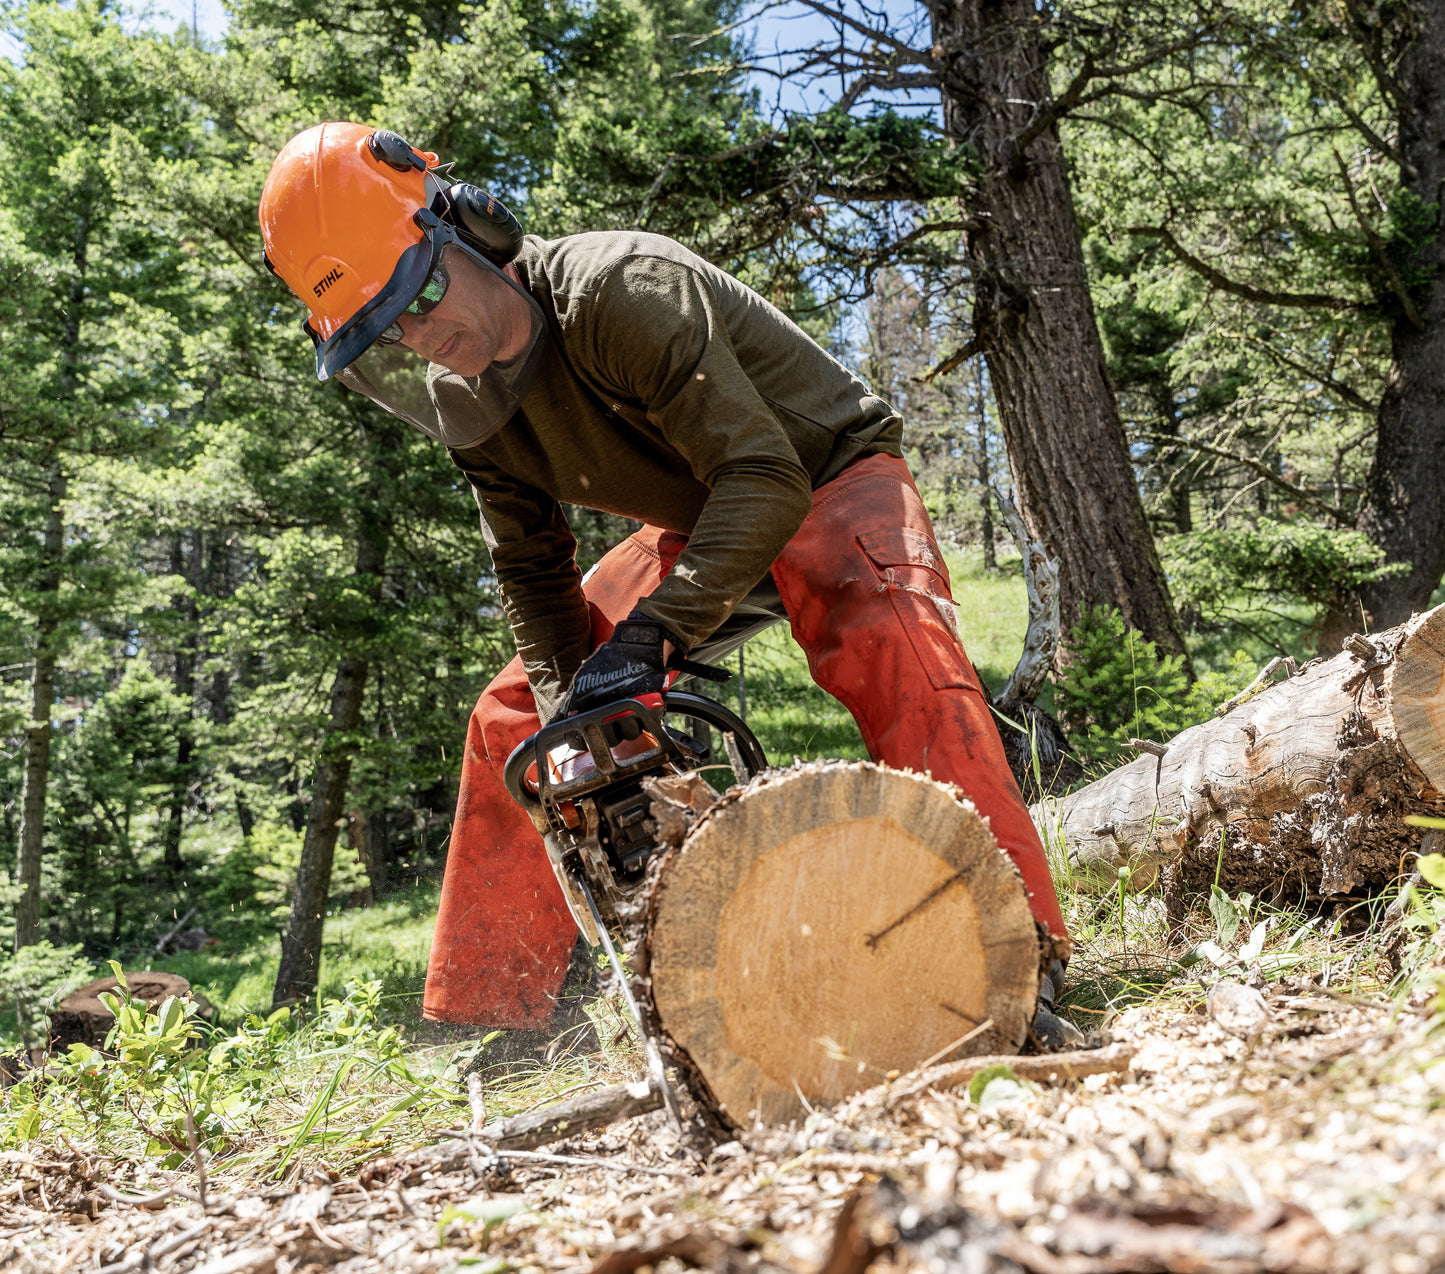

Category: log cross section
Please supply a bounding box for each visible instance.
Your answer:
[647,761,1041,1128]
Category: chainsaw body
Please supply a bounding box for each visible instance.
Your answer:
[503,691,767,943]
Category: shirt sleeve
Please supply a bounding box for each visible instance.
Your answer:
[583,258,814,651]
[450,451,591,722]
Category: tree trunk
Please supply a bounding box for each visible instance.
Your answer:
[14,468,67,951]
[161,531,200,880]
[271,648,374,1008]
[931,0,1187,659]
[1034,606,1445,900]
[646,762,1042,1129]
[272,433,395,1009]
[1356,1,1445,628]
[976,364,998,572]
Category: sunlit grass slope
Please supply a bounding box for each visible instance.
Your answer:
[151,881,441,1027]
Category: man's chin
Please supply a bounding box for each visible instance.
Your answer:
[434,346,496,378]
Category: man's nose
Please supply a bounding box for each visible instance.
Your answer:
[396,309,440,351]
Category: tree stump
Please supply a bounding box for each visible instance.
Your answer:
[49,972,215,1051]
[1033,605,1445,899]
[646,762,1042,1127]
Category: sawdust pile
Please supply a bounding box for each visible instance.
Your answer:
[2,984,1442,1274]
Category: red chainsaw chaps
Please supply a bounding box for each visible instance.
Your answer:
[423,454,1070,1028]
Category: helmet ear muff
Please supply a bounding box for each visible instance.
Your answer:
[439,183,524,264]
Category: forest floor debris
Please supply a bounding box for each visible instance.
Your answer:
[2,974,1442,1274]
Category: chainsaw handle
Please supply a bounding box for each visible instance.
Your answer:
[502,741,543,811]
[502,694,671,812]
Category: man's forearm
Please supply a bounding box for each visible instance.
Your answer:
[635,462,811,652]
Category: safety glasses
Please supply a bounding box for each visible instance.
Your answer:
[374,263,452,346]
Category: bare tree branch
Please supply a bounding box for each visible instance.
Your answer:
[921,335,983,383]
[1340,0,1407,107]
[1242,336,1379,416]
[790,0,934,65]
[1332,147,1426,331]
[1138,431,1350,523]
[1129,225,1367,311]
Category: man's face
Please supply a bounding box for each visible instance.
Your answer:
[393,253,533,378]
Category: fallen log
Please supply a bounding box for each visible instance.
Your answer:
[646,761,1044,1129]
[1032,606,1445,899]
[473,1080,663,1151]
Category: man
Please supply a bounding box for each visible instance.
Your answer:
[259,121,1074,1045]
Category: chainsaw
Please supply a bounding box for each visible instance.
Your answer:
[503,681,767,1123]
[503,686,767,941]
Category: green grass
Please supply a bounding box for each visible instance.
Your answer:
[148,881,442,1030]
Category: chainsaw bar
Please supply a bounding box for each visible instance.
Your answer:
[573,867,684,1131]
[502,689,769,1132]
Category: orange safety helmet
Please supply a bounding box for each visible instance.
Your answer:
[259,122,525,381]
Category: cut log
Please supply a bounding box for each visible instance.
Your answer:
[646,761,1042,1128]
[49,972,215,1051]
[1033,605,1445,898]
[472,1080,663,1151]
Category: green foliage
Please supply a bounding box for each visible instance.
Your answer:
[1162,518,1407,644]
[43,660,190,945]
[1385,839,1445,1024]
[0,971,470,1172]
[966,1061,1019,1104]
[0,939,93,1049]
[1055,607,1252,765]
[210,822,369,921]
[437,1195,529,1249]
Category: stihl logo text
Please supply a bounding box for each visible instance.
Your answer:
[312,268,345,298]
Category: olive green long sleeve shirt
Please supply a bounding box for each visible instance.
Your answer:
[446,231,902,719]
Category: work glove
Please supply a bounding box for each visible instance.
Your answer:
[557,609,675,719]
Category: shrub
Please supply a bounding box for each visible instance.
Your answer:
[1056,607,1252,765]
[0,940,95,1050]
[1161,518,1406,638]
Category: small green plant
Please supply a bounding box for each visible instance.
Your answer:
[0,969,476,1176]
[1389,827,1445,1023]
[1179,886,1320,978]
[1055,607,1251,764]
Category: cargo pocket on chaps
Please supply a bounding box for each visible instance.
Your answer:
[857,528,979,693]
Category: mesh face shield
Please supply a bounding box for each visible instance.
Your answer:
[329,229,548,449]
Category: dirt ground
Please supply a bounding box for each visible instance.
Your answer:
[2,973,1442,1274]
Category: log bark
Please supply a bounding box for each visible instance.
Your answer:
[473,1081,663,1151]
[50,972,215,1051]
[646,762,1042,1129]
[1033,606,1445,899]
